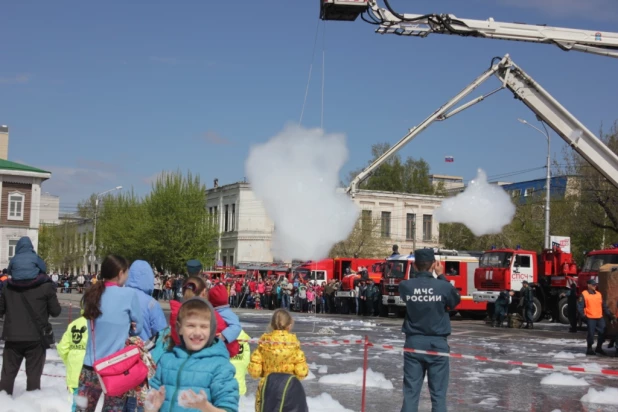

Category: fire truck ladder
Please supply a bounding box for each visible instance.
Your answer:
[346,54,618,196]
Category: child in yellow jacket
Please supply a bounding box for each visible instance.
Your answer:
[56,315,88,409]
[231,330,251,396]
[249,309,308,411]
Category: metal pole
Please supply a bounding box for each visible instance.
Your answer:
[543,123,551,250]
[92,197,99,272]
[518,119,551,249]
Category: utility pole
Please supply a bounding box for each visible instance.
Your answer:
[518,118,551,249]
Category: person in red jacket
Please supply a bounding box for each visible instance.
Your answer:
[168,276,239,358]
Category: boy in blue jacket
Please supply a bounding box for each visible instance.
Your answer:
[7,237,46,281]
[145,298,238,412]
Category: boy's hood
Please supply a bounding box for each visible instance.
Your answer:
[126,260,154,295]
[15,237,34,255]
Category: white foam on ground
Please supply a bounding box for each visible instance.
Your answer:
[540,373,589,386]
[318,368,394,390]
[580,387,618,405]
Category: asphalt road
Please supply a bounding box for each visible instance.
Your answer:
[41,294,618,411]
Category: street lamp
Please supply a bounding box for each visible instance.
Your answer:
[518,117,551,249]
[90,186,122,270]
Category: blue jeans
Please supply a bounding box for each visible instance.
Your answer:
[586,318,606,347]
[402,336,450,412]
[282,294,289,309]
[123,396,144,412]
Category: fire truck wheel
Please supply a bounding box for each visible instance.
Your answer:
[557,297,570,325]
[531,297,543,323]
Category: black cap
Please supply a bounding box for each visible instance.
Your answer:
[2,268,6,274]
[522,280,529,285]
[587,279,598,285]
[414,249,435,263]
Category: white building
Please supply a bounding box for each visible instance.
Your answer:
[430,174,464,191]
[206,180,443,265]
[40,193,60,225]
[353,189,442,253]
[207,181,275,266]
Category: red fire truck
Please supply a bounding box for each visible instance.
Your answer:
[472,246,578,323]
[577,245,618,294]
[381,249,486,318]
[293,257,383,285]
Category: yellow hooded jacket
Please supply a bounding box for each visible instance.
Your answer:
[248,330,309,380]
[230,330,251,396]
[56,316,88,392]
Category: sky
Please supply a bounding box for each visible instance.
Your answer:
[1,0,617,212]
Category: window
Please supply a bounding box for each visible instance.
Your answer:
[8,192,24,221]
[231,204,236,231]
[8,239,18,259]
[445,261,459,276]
[229,254,234,266]
[511,189,522,198]
[361,210,372,233]
[406,213,416,240]
[515,255,532,268]
[381,211,391,238]
[524,188,533,197]
[422,215,432,241]
[224,204,229,232]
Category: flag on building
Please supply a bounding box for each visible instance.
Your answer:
[445,156,454,163]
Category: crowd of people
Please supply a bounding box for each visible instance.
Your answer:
[0,236,314,412]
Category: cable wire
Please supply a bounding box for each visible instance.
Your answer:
[299,20,321,126]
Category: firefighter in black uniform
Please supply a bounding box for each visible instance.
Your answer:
[520,280,534,329]
[399,249,461,412]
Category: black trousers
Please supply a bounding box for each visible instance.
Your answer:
[0,340,46,395]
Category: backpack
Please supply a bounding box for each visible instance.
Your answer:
[259,373,308,412]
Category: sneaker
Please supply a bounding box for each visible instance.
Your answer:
[586,348,596,356]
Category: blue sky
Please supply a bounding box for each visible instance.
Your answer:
[1,0,617,210]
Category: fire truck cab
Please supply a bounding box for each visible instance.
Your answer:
[381,249,485,317]
[577,245,618,292]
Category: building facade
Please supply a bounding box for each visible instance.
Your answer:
[353,189,442,254]
[0,159,51,269]
[430,174,464,191]
[40,193,61,225]
[206,181,444,265]
[207,181,275,266]
[501,176,576,204]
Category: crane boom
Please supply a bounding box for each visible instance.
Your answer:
[346,54,618,196]
[320,0,618,58]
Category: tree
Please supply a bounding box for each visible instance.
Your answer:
[329,211,387,258]
[97,190,150,263]
[38,223,54,267]
[144,170,219,273]
[559,123,618,238]
[346,143,437,195]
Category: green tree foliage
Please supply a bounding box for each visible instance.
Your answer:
[97,190,149,263]
[560,123,618,238]
[347,143,436,194]
[143,171,218,273]
[74,170,219,273]
[329,211,387,258]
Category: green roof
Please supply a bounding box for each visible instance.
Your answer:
[0,159,50,174]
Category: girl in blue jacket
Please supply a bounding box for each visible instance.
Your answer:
[145,297,239,412]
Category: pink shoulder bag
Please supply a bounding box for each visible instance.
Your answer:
[91,319,149,397]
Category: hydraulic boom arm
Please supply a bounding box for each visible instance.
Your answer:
[346,54,618,196]
[320,0,618,58]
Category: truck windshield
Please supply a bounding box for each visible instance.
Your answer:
[479,252,512,268]
[582,254,618,272]
[384,261,408,279]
